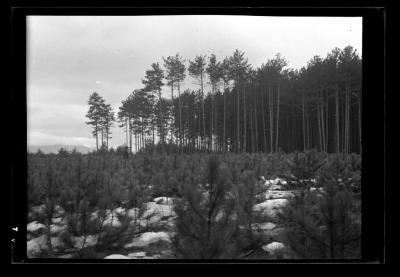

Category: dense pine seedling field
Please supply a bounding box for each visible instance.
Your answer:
[27,150,361,259]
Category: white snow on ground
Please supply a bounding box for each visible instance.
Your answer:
[50,237,63,249]
[27,235,48,257]
[262,242,285,255]
[27,221,46,233]
[263,178,287,186]
[100,210,122,227]
[51,217,64,224]
[124,231,171,248]
[269,184,283,191]
[264,190,295,200]
[27,235,63,257]
[142,255,161,259]
[215,210,224,222]
[54,205,65,217]
[253,222,277,231]
[30,204,65,216]
[153,197,175,205]
[58,254,77,259]
[90,210,100,220]
[104,254,130,259]
[297,179,317,183]
[126,207,140,220]
[128,252,147,258]
[253,199,288,218]
[31,204,46,215]
[71,234,99,249]
[113,207,125,214]
[239,222,277,231]
[141,202,176,220]
[91,207,140,223]
[50,224,66,235]
[309,187,324,192]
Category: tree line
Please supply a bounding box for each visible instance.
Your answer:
[86,46,361,154]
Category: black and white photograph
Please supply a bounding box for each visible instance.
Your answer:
[18,12,372,261]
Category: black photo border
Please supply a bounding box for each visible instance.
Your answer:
[8,3,387,264]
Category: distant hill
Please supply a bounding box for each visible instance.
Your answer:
[28,144,94,154]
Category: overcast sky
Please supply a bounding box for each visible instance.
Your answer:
[27,15,362,149]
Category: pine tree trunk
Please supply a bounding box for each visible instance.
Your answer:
[254,94,259,153]
[237,78,240,153]
[243,84,246,153]
[302,90,306,151]
[336,84,340,153]
[95,123,98,151]
[152,116,155,148]
[261,85,267,152]
[201,74,205,151]
[269,80,273,153]
[170,82,174,144]
[344,82,347,154]
[178,80,182,152]
[326,89,329,152]
[214,89,218,152]
[317,97,322,152]
[125,118,128,147]
[250,100,254,153]
[106,126,109,150]
[358,91,362,154]
[101,128,104,149]
[141,117,144,151]
[129,119,132,153]
[159,89,164,153]
[210,86,213,151]
[320,88,326,152]
[346,80,350,154]
[223,83,226,152]
[306,108,310,150]
[342,93,345,154]
[275,81,280,153]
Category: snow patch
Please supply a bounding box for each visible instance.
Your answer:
[253,222,277,231]
[264,190,295,200]
[262,242,285,255]
[128,252,147,258]
[27,221,46,233]
[253,199,288,218]
[124,231,171,248]
[141,202,176,220]
[104,254,130,259]
[51,217,64,225]
[50,224,66,235]
[126,208,140,219]
[72,234,99,249]
[27,235,48,257]
[103,210,122,227]
[31,204,46,215]
[154,197,175,205]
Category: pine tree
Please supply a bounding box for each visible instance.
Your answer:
[172,155,238,258]
[281,154,361,259]
[189,55,207,150]
[86,92,104,151]
[142,62,165,151]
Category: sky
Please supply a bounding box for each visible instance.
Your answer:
[27,15,362,149]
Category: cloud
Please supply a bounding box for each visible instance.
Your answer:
[28,131,95,148]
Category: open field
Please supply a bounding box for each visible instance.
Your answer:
[27,150,361,259]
